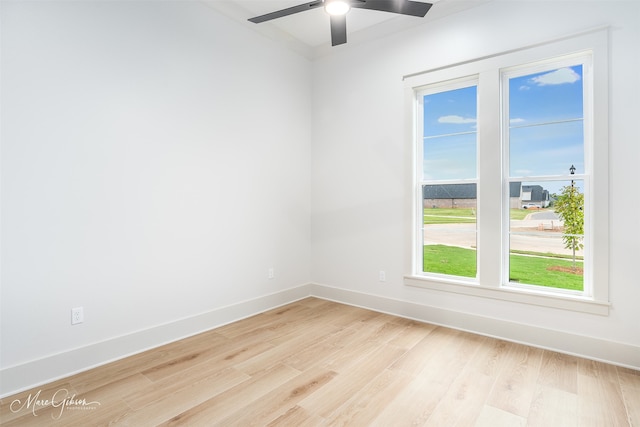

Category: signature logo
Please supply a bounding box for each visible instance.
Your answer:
[10,388,101,420]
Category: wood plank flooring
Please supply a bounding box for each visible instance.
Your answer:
[2,297,639,426]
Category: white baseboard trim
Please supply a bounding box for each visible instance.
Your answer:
[3,281,637,398]
[0,284,312,398]
[308,283,640,371]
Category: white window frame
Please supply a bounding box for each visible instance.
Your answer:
[403,28,610,315]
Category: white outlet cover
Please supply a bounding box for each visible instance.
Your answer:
[71,307,84,325]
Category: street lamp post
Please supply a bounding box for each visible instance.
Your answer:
[568,164,577,269]
[570,164,576,187]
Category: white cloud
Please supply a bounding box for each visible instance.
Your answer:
[519,85,530,91]
[510,118,526,124]
[530,67,581,86]
[438,115,476,124]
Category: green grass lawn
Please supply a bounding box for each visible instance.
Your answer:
[423,244,477,276]
[509,254,583,290]
[424,208,547,223]
[424,208,476,224]
[423,244,583,291]
[509,209,530,220]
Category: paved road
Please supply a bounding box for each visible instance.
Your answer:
[423,211,583,257]
[529,211,559,221]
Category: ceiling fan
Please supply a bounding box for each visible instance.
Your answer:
[248,0,433,46]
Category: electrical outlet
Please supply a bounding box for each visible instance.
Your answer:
[71,307,84,325]
[379,270,386,282]
[268,268,275,279]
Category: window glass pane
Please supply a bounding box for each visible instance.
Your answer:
[423,133,476,180]
[510,121,584,176]
[423,86,478,136]
[423,85,477,181]
[508,180,584,291]
[422,184,477,277]
[509,65,583,124]
[508,65,584,177]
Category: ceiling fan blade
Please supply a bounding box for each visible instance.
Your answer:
[248,1,324,23]
[350,0,432,17]
[330,15,347,46]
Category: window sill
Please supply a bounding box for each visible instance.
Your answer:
[404,275,610,316]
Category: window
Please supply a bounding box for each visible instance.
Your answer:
[418,80,478,280]
[504,61,588,295]
[404,29,609,315]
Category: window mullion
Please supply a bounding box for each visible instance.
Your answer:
[477,69,502,288]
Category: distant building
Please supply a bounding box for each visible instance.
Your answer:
[423,183,476,208]
[509,182,522,209]
[520,185,550,208]
[423,182,549,209]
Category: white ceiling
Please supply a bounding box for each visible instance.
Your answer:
[203,0,490,58]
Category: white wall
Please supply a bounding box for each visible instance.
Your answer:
[0,0,312,389]
[312,1,640,353]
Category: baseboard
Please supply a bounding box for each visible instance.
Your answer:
[308,283,640,371]
[0,284,312,398]
[3,281,637,398]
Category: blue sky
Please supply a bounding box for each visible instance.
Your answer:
[423,65,585,194]
[423,85,477,180]
[509,65,584,180]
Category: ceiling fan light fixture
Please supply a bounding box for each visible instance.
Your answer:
[325,0,350,16]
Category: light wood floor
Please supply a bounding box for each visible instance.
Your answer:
[2,297,639,426]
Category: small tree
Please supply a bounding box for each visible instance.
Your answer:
[554,184,584,269]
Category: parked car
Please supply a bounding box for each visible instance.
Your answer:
[522,203,540,209]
